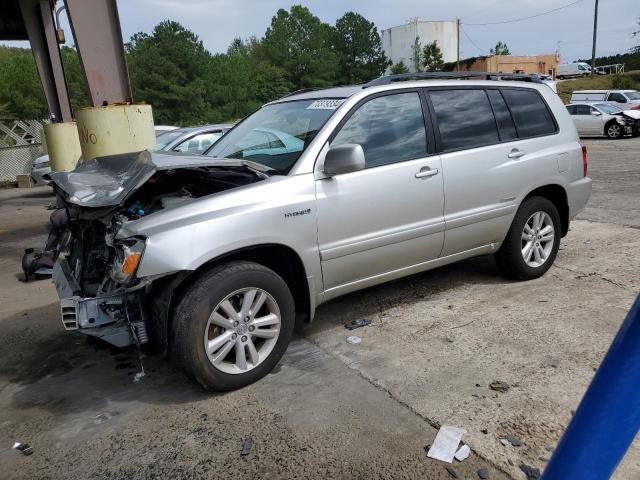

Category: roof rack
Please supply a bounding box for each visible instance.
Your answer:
[280,87,324,98]
[364,71,544,88]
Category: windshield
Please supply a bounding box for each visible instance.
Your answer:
[205,99,342,173]
[155,129,189,150]
[626,92,640,100]
[594,103,622,114]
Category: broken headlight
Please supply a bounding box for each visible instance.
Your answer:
[110,237,146,284]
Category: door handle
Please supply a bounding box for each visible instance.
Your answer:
[507,149,525,159]
[415,168,439,179]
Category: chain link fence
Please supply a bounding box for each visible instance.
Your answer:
[0,120,48,183]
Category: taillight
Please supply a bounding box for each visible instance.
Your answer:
[581,143,588,177]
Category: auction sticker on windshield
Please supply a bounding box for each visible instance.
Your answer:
[307,99,345,110]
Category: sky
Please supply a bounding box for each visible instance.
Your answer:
[5,0,639,62]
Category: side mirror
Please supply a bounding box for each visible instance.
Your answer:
[323,144,365,176]
[592,111,602,116]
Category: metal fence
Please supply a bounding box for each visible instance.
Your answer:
[0,120,48,183]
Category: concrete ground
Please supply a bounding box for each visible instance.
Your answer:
[0,137,638,479]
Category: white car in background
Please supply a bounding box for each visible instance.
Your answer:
[566,102,640,139]
[30,154,51,185]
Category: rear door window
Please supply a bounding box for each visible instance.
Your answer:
[486,90,518,141]
[429,89,499,151]
[501,89,557,138]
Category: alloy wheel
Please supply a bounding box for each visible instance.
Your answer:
[203,287,281,374]
[521,211,555,268]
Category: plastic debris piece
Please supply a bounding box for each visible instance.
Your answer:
[13,442,33,456]
[519,463,541,480]
[445,466,459,478]
[345,319,372,330]
[346,335,362,345]
[241,436,253,456]
[500,435,523,447]
[489,381,510,392]
[478,467,490,479]
[454,444,471,461]
[427,425,466,463]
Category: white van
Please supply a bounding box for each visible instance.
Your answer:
[570,90,640,110]
[556,63,591,79]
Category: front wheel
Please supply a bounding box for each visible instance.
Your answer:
[606,122,623,139]
[171,261,295,391]
[495,196,561,280]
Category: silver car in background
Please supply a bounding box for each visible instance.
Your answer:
[49,74,591,391]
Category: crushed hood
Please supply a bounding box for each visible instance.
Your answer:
[49,150,271,208]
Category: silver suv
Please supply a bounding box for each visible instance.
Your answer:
[50,73,592,390]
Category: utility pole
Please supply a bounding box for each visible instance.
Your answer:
[456,18,460,72]
[590,0,599,77]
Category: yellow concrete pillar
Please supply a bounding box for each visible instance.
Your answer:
[44,122,83,172]
[75,104,155,160]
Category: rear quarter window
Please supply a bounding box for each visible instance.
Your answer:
[501,89,557,138]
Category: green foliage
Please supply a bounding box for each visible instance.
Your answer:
[60,47,90,112]
[126,20,212,125]
[332,12,390,84]
[411,37,422,72]
[390,60,410,74]
[422,40,444,71]
[490,41,510,56]
[261,5,338,89]
[0,46,47,119]
[612,74,634,89]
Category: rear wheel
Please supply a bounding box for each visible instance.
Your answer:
[605,122,623,139]
[495,196,561,280]
[171,261,295,391]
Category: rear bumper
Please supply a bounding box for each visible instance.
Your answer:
[566,176,592,219]
[52,259,139,347]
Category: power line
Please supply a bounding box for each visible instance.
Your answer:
[464,0,583,26]
[461,26,487,54]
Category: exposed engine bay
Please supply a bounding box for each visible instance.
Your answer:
[47,150,270,349]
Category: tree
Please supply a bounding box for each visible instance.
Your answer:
[411,36,423,72]
[390,60,410,74]
[422,40,444,71]
[261,5,338,89]
[60,46,90,112]
[490,41,510,56]
[126,21,212,125]
[207,37,289,122]
[0,46,48,119]
[332,12,390,84]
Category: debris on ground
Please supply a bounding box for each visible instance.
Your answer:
[241,436,253,456]
[499,435,523,447]
[13,442,33,456]
[489,381,510,393]
[426,425,466,463]
[445,465,459,478]
[93,412,112,424]
[346,335,362,345]
[344,319,372,330]
[519,463,541,480]
[477,467,490,479]
[454,444,470,461]
[480,428,488,435]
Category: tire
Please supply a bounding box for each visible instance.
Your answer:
[605,121,623,139]
[495,196,561,280]
[171,261,295,391]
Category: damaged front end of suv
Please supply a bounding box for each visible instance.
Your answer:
[49,149,272,350]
